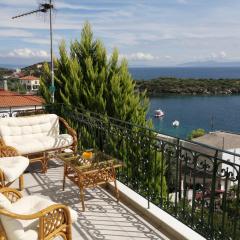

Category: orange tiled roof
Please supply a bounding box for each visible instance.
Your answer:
[0,89,44,108]
[0,89,18,96]
[20,76,39,81]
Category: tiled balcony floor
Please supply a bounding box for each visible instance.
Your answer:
[11,161,169,240]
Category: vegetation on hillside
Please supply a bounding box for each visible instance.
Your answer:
[136,77,240,96]
[21,62,47,77]
[6,79,26,93]
[0,68,13,76]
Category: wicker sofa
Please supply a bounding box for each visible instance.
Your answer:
[0,114,77,172]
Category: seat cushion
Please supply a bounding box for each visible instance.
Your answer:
[0,193,12,209]
[0,156,29,182]
[1,195,78,240]
[4,134,73,155]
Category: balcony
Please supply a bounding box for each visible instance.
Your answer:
[10,162,170,240]
[1,104,240,240]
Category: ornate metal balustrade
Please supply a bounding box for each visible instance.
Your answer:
[1,104,240,240]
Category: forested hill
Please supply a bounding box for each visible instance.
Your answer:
[21,62,49,77]
[135,78,240,96]
[0,68,14,76]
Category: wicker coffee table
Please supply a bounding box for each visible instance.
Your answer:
[57,150,122,211]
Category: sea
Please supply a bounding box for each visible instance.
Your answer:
[128,67,240,139]
[129,67,240,80]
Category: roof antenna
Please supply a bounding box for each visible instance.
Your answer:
[12,0,55,103]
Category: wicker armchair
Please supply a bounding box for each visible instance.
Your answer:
[0,146,29,190]
[0,188,75,240]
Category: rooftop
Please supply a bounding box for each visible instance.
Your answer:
[20,75,39,81]
[193,130,240,150]
[0,89,44,108]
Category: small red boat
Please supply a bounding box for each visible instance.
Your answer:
[154,109,164,118]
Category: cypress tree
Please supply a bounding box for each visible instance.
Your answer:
[40,22,167,199]
[40,22,148,125]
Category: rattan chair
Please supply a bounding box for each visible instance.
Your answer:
[0,146,29,190]
[0,188,76,240]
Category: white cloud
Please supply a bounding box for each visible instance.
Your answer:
[165,55,172,60]
[177,0,188,4]
[7,48,49,58]
[210,51,227,60]
[22,37,61,46]
[1,0,35,7]
[220,51,227,58]
[56,2,108,11]
[120,52,159,61]
[0,29,33,38]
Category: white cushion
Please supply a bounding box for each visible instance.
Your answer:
[4,134,73,155]
[0,156,29,182]
[0,193,12,209]
[0,114,59,140]
[1,195,78,240]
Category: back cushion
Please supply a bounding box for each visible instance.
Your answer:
[0,114,59,143]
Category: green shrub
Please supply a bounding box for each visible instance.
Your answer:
[188,128,206,140]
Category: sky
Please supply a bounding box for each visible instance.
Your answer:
[0,0,240,67]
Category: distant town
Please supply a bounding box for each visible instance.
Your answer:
[0,63,45,117]
[0,62,46,94]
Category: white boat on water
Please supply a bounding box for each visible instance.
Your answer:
[154,109,164,118]
[172,120,180,127]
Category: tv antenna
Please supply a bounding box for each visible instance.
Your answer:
[12,0,55,103]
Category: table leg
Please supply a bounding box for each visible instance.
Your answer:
[80,187,85,211]
[63,165,66,191]
[79,175,85,211]
[42,152,48,173]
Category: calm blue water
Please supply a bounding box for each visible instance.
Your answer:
[148,95,240,139]
[0,64,26,69]
[129,67,240,80]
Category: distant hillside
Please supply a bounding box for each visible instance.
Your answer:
[21,62,49,77]
[179,60,240,67]
[136,77,240,96]
[0,68,14,75]
[0,68,14,81]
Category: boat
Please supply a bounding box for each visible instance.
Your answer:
[172,120,180,127]
[154,109,164,118]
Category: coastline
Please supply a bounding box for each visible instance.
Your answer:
[135,78,240,96]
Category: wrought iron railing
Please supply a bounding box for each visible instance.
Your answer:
[1,104,240,240]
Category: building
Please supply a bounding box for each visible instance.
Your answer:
[19,75,40,92]
[193,131,240,190]
[0,88,44,117]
